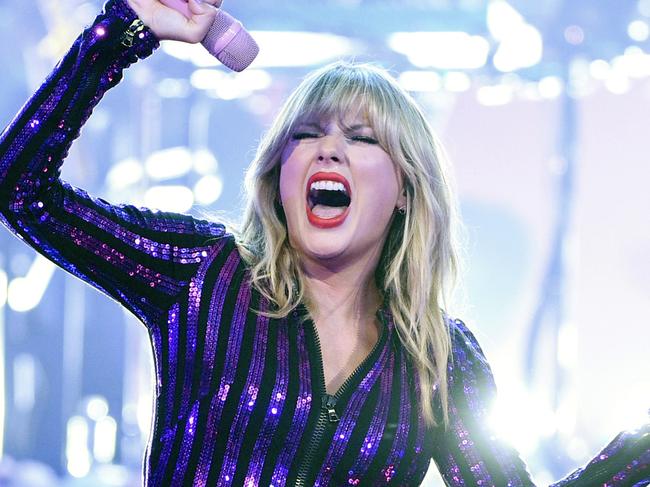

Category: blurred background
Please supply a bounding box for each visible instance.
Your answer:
[1,0,649,485]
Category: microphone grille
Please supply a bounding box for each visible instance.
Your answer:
[217,30,259,72]
[202,10,259,72]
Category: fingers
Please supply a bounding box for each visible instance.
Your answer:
[187,0,220,17]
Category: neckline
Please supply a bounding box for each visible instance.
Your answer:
[295,301,392,399]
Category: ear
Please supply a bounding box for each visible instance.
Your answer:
[396,192,406,210]
[396,177,407,209]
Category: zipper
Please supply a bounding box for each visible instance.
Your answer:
[121,18,146,48]
[294,312,386,486]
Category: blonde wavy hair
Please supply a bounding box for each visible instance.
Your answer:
[230,61,461,427]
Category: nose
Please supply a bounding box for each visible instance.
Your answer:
[316,134,345,164]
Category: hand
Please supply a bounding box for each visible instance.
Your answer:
[126,0,223,43]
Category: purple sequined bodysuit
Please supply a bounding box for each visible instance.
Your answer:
[0,1,648,485]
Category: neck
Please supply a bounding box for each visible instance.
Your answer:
[300,251,384,327]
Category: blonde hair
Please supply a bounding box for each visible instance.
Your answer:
[229,61,461,427]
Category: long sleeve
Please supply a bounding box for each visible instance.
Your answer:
[431,319,536,486]
[432,318,650,487]
[0,0,228,329]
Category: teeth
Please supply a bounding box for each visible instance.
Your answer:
[309,180,347,194]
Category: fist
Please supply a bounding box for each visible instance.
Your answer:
[126,0,223,43]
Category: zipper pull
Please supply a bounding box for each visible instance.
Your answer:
[121,19,146,48]
[322,394,339,423]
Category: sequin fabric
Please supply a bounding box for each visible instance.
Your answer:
[1,1,649,485]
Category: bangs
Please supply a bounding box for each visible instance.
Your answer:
[288,63,398,149]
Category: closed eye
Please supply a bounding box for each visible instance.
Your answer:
[291,132,320,140]
[349,135,379,145]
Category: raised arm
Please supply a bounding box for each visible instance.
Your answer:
[0,0,228,328]
[432,318,650,486]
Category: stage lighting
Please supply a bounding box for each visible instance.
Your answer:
[7,256,56,313]
[107,158,144,190]
[388,32,489,70]
[145,147,194,181]
[194,175,224,206]
[628,20,650,41]
[398,71,443,93]
[477,84,514,106]
[144,186,194,213]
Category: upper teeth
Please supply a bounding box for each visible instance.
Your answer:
[310,180,347,193]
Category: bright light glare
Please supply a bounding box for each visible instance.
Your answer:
[612,47,650,79]
[628,20,650,41]
[107,158,143,190]
[191,69,271,100]
[488,1,543,72]
[489,388,556,455]
[612,383,650,431]
[137,392,154,440]
[86,396,109,421]
[444,72,472,92]
[8,256,56,313]
[93,416,117,463]
[163,32,353,68]
[194,175,224,205]
[161,41,219,67]
[193,149,219,176]
[190,69,223,90]
[389,32,489,70]
[13,354,35,412]
[605,73,631,94]
[250,31,355,67]
[476,84,514,106]
[557,323,577,368]
[157,78,191,98]
[144,186,194,213]
[145,147,193,181]
[589,59,611,80]
[487,0,524,41]
[538,76,564,100]
[493,24,543,72]
[398,71,443,92]
[66,416,91,478]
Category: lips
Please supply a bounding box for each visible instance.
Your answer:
[305,171,352,201]
[305,171,352,229]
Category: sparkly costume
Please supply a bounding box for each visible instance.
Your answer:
[0,1,648,485]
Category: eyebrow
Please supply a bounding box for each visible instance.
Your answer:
[347,124,372,130]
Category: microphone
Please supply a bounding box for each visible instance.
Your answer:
[159,0,259,72]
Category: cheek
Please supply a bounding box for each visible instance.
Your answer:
[279,155,306,207]
[356,157,400,205]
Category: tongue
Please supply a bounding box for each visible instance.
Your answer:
[311,204,348,219]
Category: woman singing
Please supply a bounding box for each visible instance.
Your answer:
[0,0,648,485]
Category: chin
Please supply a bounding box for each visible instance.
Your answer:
[303,240,350,261]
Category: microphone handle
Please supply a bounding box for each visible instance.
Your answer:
[158,0,259,72]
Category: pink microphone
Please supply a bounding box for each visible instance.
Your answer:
[159,0,259,72]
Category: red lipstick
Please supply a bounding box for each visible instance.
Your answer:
[305,171,352,229]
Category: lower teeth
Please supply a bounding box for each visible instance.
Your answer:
[311,204,347,219]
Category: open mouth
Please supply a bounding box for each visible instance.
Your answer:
[305,173,352,227]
